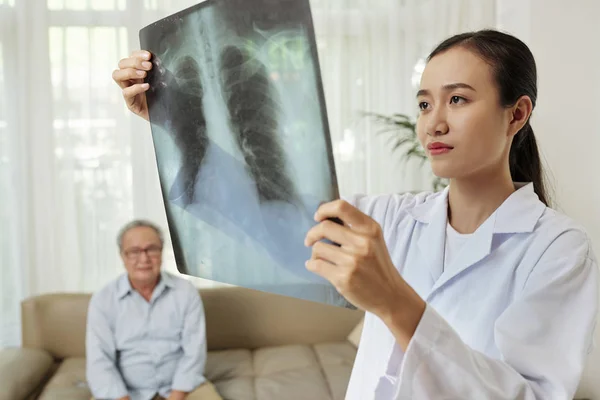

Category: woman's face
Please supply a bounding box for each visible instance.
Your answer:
[416,47,513,180]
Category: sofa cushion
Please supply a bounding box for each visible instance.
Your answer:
[0,347,54,400]
[18,342,356,400]
[254,345,331,400]
[207,349,254,381]
[38,357,91,400]
[205,342,357,400]
[207,349,255,400]
[21,294,90,359]
[213,377,255,400]
[314,343,357,400]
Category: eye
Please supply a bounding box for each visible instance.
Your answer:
[450,96,466,104]
[125,248,142,257]
[418,101,429,111]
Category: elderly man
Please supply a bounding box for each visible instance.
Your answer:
[86,220,221,400]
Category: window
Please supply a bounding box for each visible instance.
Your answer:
[49,25,134,267]
[0,0,18,348]
[0,1,204,312]
[47,0,126,10]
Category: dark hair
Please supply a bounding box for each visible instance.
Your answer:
[427,29,550,206]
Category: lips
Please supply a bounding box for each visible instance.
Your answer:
[427,142,453,150]
[427,142,453,156]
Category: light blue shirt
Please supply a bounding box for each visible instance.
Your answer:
[86,271,207,400]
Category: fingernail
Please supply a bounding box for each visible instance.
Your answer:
[142,61,152,69]
[143,52,151,59]
[142,83,149,89]
[136,70,145,76]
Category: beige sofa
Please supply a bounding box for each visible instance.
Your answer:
[0,286,363,400]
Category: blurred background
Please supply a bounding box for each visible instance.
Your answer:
[1,0,599,396]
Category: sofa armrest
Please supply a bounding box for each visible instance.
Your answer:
[0,347,54,400]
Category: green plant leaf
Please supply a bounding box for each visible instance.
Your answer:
[363,110,447,191]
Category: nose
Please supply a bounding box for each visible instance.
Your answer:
[425,108,449,137]
[138,250,150,262]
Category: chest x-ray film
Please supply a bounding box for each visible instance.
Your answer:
[140,0,353,308]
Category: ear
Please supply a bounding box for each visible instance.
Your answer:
[507,95,533,138]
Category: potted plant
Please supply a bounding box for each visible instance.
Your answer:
[365,112,447,192]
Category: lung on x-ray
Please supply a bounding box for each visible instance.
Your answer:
[139,0,353,308]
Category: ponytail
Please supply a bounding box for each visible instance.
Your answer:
[509,123,550,206]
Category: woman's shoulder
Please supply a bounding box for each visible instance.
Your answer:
[535,207,596,261]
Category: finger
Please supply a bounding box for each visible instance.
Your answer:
[314,200,373,233]
[112,68,147,88]
[118,56,153,71]
[310,240,352,266]
[304,219,356,247]
[130,50,152,60]
[305,258,338,282]
[122,83,149,104]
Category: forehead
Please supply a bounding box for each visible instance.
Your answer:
[122,226,161,246]
[420,46,494,90]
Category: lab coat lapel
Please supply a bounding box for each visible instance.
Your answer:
[428,213,495,296]
[410,188,449,291]
[424,182,546,299]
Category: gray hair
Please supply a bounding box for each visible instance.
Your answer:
[117,219,164,251]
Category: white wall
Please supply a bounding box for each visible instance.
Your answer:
[498,1,600,398]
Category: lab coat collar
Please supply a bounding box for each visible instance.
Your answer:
[408,182,547,297]
[408,182,544,234]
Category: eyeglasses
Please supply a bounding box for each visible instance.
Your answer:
[123,245,163,259]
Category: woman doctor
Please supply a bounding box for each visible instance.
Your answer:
[114,29,598,399]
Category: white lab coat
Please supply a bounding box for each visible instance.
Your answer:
[345,183,598,400]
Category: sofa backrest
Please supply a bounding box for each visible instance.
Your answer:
[21,286,363,360]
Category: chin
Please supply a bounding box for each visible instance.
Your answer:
[430,157,469,180]
[430,166,455,180]
[134,270,159,281]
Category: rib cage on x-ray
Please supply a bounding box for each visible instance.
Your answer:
[139,0,351,308]
[220,45,299,205]
[152,48,300,208]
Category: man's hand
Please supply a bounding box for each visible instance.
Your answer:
[117,396,131,400]
[112,50,153,121]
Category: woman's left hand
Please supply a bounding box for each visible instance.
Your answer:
[304,200,426,347]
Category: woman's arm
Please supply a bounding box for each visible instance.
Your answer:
[305,202,598,399]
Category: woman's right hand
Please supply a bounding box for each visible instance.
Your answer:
[112,50,153,121]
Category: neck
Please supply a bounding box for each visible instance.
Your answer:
[129,275,160,301]
[447,168,515,234]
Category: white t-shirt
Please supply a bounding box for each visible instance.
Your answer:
[444,222,473,272]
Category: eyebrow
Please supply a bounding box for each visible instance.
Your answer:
[416,83,477,98]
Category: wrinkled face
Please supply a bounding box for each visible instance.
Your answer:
[416,47,513,180]
[120,226,163,286]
